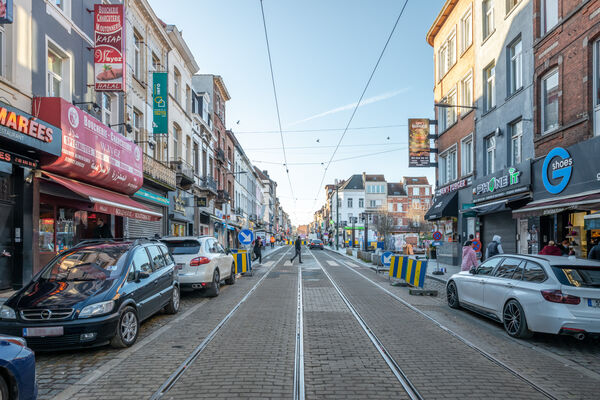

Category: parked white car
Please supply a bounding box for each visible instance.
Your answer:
[446,255,600,339]
[161,236,235,297]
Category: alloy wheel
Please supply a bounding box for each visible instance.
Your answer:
[121,311,138,343]
[503,302,521,335]
[447,283,458,308]
[172,286,180,311]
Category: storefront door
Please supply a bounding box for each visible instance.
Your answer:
[0,169,14,289]
[517,219,529,254]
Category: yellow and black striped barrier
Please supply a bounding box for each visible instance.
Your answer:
[389,256,428,288]
[232,249,252,275]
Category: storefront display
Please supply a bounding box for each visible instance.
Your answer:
[168,190,194,237]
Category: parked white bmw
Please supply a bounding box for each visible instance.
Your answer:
[446,255,600,339]
[161,236,236,297]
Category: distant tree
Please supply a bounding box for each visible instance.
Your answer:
[406,204,434,241]
[372,209,395,250]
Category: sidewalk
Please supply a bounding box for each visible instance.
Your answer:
[324,246,460,283]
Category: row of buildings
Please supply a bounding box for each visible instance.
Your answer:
[425,0,600,264]
[0,0,291,290]
[311,173,432,248]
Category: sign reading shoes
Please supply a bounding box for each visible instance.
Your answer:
[542,147,573,194]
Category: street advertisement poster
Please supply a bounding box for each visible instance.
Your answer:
[0,0,13,24]
[34,97,143,195]
[94,4,125,91]
[408,118,430,167]
[152,72,168,134]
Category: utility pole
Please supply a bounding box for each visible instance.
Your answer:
[364,212,369,252]
[335,183,339,250]
[351,217,355,248]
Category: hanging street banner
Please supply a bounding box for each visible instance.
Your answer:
[94,4,125,91]
[152,72,168,134]
[408,118,430,167]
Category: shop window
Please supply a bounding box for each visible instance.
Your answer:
[541,69,559,134]
[484,62,496,112]
[510,119,523,165]
[39,205,55,252]
[542,0,558,35]
[508,37,523,95]
[483,0,495,39]
[485,135,496,175]
[460,7,472,54]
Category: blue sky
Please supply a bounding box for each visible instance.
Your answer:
[148,0,446,225]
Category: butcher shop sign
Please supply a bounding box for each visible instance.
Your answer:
[94,4,125,91]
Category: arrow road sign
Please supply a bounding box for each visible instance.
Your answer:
[381,251,393,267]
[238,229,254,245]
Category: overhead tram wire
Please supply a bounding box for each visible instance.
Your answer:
[251,147,406,166]
[259,0,295,204]
[312,0,410,208]
[236,123,408,134]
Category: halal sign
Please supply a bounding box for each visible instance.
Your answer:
[542,147,573,194]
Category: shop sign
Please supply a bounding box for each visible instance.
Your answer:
[435,177,471,197]
[408,118,430,167]
[196,196,207,208]
[472,162,531,203]
[0,1,14,24]
[174,192,185,214]
[133,188,169,206]
[215,209,224,219]
[152,72,168,134]
[0,149,37,168]
[34,97,143,195]
[94,4,125,91]
[0,101,61,156]
[532,136,600,201]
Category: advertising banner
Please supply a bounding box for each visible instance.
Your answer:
[152,72,168,134]
[0,1,13,24]
[94,4,125,91]
[408,118,430,167]
[34,97,143,195]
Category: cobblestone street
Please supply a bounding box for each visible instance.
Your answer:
[30,246,600,399]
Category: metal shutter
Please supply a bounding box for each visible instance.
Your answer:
[125,203,165,239]
[481,211,517,255]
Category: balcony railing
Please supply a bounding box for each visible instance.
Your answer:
[216,147,226,163]
[170,157,195,189]
[196,175,218,194]
[143,154,177,189]
[217,189,230,203]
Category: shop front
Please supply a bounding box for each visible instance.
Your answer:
[0,100,62,288]
[513,137,600,257]
[168,190,194,236]
[467,162,532,254]
[33,97,161,273]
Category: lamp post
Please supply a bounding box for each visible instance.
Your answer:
[335,183,340,250]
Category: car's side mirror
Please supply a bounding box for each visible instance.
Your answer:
[469,267,477,275]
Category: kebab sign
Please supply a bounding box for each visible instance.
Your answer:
[94,4,125,91]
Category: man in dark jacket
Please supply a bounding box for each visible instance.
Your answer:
[290,236,302,264]
[588,240,600,260]
[253,237,262,264]
[94,218,113,239]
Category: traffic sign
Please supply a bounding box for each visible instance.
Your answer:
[238,229,254,245]
[472,239,482,252]
[432,241,442,247]
[432,231,442,241]
[381,251,393,267]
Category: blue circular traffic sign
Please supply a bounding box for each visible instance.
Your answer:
[381,251,393,267]
[238,229,254,245]
[433,231,442,241]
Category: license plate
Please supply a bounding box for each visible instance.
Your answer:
[23,326,64,337]
[176,263,185,270]
[587,299,600,308]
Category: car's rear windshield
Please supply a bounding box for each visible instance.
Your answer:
[40,245,129,282]
[551,266,600,287]
[162,240,202,255]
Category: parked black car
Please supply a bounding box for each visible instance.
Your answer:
[0,239,180,350]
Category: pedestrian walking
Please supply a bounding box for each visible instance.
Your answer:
[404,242,414,255]
[270,236,275,248]
[539,240,563,256]
[485,235,504,259]
[253,237,262,264]
[461,241,479,271]
[588,239,600,260]
[463,234,474,247]
[290,236,303,264]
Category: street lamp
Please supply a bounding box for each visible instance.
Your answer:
[434,102,478,110]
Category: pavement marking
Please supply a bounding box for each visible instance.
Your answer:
[284,260,293,267]
[293,258,305,400]
[326,260,339,266]
[150,246,293,399]
[320,250,561,400]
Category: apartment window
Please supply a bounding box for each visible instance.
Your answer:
[47,48,63,97]
[134,31,142,78]
[132,109,142,143]
[412,187,419,196]
[348,198,353,208]
[439,147,457,184]
[388,203,394,212]
[101,93,112,126]
[398,203,403,212]
[438,98,448,132]
[186,85,191,114]
[358,198,364,208]
[461,73,473,114]
[173,125,181,160]
[483,0,494,39]
[337,199,342,208]
[369,200,376,208]
[485,135,496,175]
[447,89,457,126]
[542,69,559,134]
[447,30,456,68]
[509,38,523,95]
[510,119,523,165]
[460,8,472,53]
[412,199,420,209]
[173,68,181,103]
[506,0,519,14]
[461,134,473,176]
[484,63,496,111]
[438,43,448,80]
[152,52,161,71]
[542,0,558,35]
[0,26,5,77]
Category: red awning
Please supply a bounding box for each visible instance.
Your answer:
[41,171,162,221]
[512,192,600,218]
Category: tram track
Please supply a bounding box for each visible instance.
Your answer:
[293,254,305,400]
[149,246,292,400]
[317,249,560,400]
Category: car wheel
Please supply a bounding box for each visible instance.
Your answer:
[225,263,236,285]
[207,269,220,297]
[0,375,8,400]
[503,300,533,339]
[446,281,460,309]
[164,285,180,314]
[110,306,139,348]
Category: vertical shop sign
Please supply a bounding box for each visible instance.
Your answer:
[152,72,168,134]
[94,4,125,91]
[408,118,430,167]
